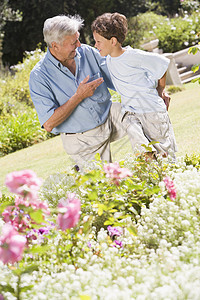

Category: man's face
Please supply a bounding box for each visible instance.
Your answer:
[93,31,112,57]
[53,32,81,63]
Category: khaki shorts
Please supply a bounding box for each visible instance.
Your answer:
[122,111,177,157]
[61,102,126,167]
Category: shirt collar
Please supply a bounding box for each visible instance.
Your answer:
[46,47,61,67]
[46,47,81,66]
[46,47,81,77]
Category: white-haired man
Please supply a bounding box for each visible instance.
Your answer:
[29,15,126,168]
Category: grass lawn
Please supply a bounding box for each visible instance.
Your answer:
[0,82,200,192]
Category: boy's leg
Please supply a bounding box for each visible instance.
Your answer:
[138,111,177,157]
[121,112,157,154]
[109,102,127,142]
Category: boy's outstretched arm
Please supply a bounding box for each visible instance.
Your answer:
[157,71,171,111]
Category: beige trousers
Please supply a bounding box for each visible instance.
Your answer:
[122,111,177,157]
[61,102,126,167]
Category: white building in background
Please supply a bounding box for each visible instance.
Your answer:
[141,39,200,85]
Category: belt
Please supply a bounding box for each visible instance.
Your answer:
[64,132,84,135]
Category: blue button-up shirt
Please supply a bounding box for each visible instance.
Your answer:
[29,45,114,134]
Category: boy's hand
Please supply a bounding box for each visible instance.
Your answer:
[162,90,171,111]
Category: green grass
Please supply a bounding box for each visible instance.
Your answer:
[0,82,200,192]
[169,82,200,155]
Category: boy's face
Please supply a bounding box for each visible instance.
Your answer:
[93,31,112,57]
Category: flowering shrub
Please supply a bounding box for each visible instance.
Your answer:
[0,48,52,157]
[1,155,200,299]
[0,48,44,108]
[0,109,51,157]
[5,169,42,198]
[103,162,133,185]
[163,176,177,200]
[126,11,200,53]
[154,11,200,53]
[57,193,81,230]
[0,224,27,264]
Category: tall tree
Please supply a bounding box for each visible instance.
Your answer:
[2,0,73,66]
[2,0,147,66]
[148,0,181,15]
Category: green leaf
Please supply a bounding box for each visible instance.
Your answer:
[64,243,73,251]
[191,64,199,73]
[98,204,104,216]
[191,77,200,83]
[82,216,93,234]
[127,225,137,236]
[29,244,50,254]
[141,144,152,152]
[0,283,15,294]
[30,210,44,224]
[128,206,139,215]
[188,46,198,55]
[88,190,98,201]
[94,153,101,162]
[0,201,15,214]
[21,264,39,275]
[104,217,115,225]
[20,285,34,292]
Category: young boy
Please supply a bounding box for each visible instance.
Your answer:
[91,12,177,159]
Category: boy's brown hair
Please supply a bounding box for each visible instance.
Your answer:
[91,12,128,44]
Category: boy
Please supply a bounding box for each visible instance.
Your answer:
[91,12,177,159]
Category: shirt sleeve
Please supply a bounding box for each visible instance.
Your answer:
[136,50,170,80]
[29,71,59,127]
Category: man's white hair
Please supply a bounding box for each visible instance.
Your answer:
[43,15,84,47]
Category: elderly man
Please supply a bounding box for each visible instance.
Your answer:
[29,15,126,167]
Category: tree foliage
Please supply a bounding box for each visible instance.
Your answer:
[1,0,147,66]
[2,0,73,66]
[0,0,189,66]
[147,0,181,15]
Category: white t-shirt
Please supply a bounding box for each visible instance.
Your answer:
[106,46,170,113]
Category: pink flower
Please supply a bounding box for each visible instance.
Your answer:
[57,193,81,231]
[113,240,123,248]
[163,176,177,201]
[5,170,42,199]
[15,196,50,214]
[107,226,123,237]
[103,162,133,185]
[0,224,27,264]
[2,205,31,232]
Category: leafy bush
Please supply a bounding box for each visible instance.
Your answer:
[184,153,200,168]
[180,0,200,14]
[125,11,200,53]
[1,155,200,298]
[0,47,44,107]
[0,108,51,156]
[40,153,172,235]
[0,93,26,117]
[0,47,53,156]
[155,12,200,53]
[124,12,166,48]
[166,85,184,94]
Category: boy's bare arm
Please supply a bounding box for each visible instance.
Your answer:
[157,72,171,111]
